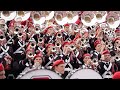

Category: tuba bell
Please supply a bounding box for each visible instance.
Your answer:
[106,11,120,29]
[66,11,79,23]
[42,11,54,20]
[14,11,31,21]
[32,11,45,26]
[0,11,16,22]
[94,11,107,23]
[81,11,96,26]
[54,11,68,25]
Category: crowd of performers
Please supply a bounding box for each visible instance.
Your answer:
[0,11,120,79]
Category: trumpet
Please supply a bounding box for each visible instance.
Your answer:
[55,42,61,48]
[27,52,34,58]
[35,25,41,34]
[0,11,16,22]
[30,42,36,48]
[14,26,20,34]
[17,32,23,37]
[106,11,120,29]
[57,33,62,38]
[69,45,76,51]
[38,38,43,43]
[52,47,56,52]
[0,35,5,40]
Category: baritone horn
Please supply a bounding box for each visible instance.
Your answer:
[106,11,120,29]
[81,11,96,26]
[14,11,31,21]
[94,11,107,23]
[0,11,16,22]
[54,11,68,25]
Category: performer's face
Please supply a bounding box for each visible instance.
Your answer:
[95,44,102,52]
[34,57,42,65]
[46,45,54,53]
[55,64,65,74]
[63,44,71,53]
[115,40,120,47]
[64,26,69,32]
[115,32,120,36]
[83,56,91,63]
[104,54,111,62]
[47,28,54,36]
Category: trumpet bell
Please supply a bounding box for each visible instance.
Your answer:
[32,12,45,25]
[81,11,96,26]
[15,11,31,21]
[1,11,16,22]
[55,11,68,25]
[106,12,120,29]
[94,11,107,23]
[66,11,79,23]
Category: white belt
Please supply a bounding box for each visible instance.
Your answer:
[14,41,25,54]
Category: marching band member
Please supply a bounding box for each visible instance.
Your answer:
[44,43,56,69]
[0,63,6,79]
[20,52,44,74]
[17,47,35,77]
[0,33,14,61]
[82,53,96,70]
[97,50,118,79]
[44,26,56,44]
[32,52,44,69]
[2,54,13,79]
[113,37,120,71]
[112,71,120,79]
[12,26,27,61]
[115,29,120,37]
[90,39,104,62]
[52,59,69,79]
[35,36,45,55]
[63,24,75,41]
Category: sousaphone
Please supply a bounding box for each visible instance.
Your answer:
[42,11,54,20]
[54,11,68,25]
[94,11,107,23]
[0,11,16,22]
[32,11,45,26]
[66,11,79,23]
[106,11,120,29]
[81,11,96,26]
[14,11,31,21]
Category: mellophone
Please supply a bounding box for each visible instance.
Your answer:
[17,68,103,79]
